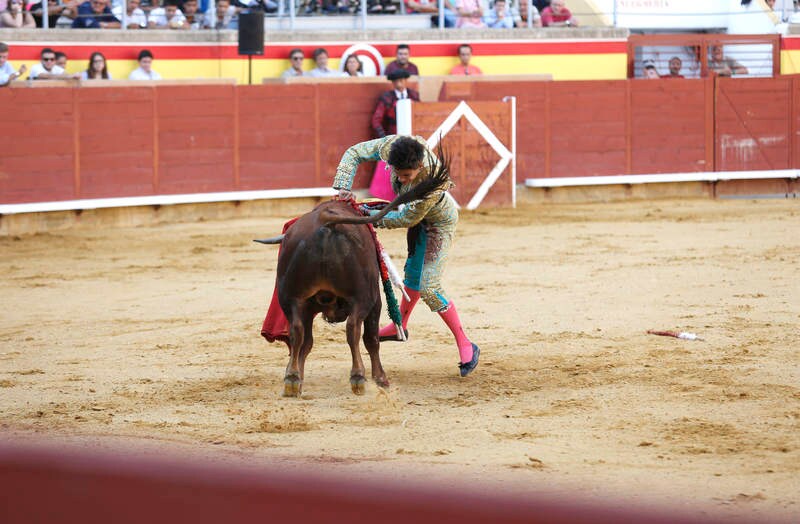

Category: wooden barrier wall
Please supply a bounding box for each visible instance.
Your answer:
[3,76,800,206]
[439,75,800,179]
[1,82,386,205]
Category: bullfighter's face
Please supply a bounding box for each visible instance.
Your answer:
[394,165,422,185]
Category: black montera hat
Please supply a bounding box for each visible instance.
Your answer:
[387,69,411,81]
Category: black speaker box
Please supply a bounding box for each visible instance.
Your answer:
[238,11,265,56]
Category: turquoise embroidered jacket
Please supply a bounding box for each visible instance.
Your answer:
[332,135,458,230]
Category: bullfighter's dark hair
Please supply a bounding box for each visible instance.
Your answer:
[319,140,451,228]
[388,137,425,170]
[397,43,410,51]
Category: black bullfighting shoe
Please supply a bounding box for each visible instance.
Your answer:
[379,328,409,342]
[458,343,480,377]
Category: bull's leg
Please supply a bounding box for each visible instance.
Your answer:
[283,302,310,397]
[296,307,315,382]
[347,308,367,395]
[364,301,389,388]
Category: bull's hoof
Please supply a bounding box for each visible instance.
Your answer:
[283,375,302,397]
[375,376,390,389]
[350,375,366,395]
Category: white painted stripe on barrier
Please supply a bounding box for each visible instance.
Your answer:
[524,170,800,188]
[0,187,338,216]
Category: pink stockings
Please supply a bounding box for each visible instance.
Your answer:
[379,291,474,365]
[378,287,420,338]
[438,302,474,363]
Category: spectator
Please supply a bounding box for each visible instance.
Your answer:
[1,0,36,27]
[29,47,77,79]
[343,54,363,77]
[449,44,483,75]
[510,0,541,27]
[541,0,576,26]
[384,44,420,77]
[28,0,73,28]
[204,0,236,29]
[304,0,344,15]
[660,56,685,78]
[709,45,748,77]
[81,51,111,80]
[307,48,343,77]
[281,48,305,78]
[181,0,203,28]
[405,0,456,27]
[149,0,185,27]
[55,51,67,69]
[112,0,147,27]
[369,69,420,200]
[455,0,485,27]
[0,41,27,87]
[367,0,396,14]
[72,0,121,27]
[236,0,278,14]
[483,0,513,28]
[128,49,162,80]
[642,58,659,79]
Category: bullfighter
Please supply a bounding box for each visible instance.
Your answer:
[333,135,480,377]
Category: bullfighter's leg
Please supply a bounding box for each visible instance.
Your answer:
[283,301,313,397]
[347,306,367,395]
[363,300,389,388]
[378,227,427,341]
[418,227,480,377]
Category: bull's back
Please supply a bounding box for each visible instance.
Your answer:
[278,202,379,297]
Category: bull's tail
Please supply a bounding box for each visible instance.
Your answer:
[320,141,451,227]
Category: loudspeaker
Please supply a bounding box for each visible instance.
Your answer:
[238,11,264,56]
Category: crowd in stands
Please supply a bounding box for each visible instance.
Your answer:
[0,42,162,84]
[0,0,579,29]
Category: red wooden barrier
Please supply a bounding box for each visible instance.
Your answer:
[3,76,799,207]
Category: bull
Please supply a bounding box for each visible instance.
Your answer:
[255,156,450,397]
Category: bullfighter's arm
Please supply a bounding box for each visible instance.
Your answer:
[333,136,394,190]
[373,188,444,229]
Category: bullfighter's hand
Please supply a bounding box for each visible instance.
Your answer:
[336,189,353,201]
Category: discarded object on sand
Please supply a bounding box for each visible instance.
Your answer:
[647,330,704,341]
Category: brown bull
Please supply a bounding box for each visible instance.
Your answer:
[256,158,449,397]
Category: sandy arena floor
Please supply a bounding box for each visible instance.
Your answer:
[1,198,798,520]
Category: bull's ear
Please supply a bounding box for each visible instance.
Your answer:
[253,234,285,245]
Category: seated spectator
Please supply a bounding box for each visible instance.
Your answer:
[642,58,659,79]
[385,44,420,76]
[128,49,162,80]
[81,51,111,80]
[510,0,541,27]
[449,43,483,75]
[72,0,121,28]
[307,48,343,77]
[281,48,305,78]
[235,0,278,14]
[343,54,363,77]
[367,0,396,14]
[0,41,27,87]
[455,0,485,27]
[55,51,67,69]
[303,0,344,15]
[541,0,576,26]
[405,0,456,27]
[148,0,185,27]
[709,45,748,77]
[28,0,73,28]
[1,0,37,27]
[660,56,685,78]
[181,0,203,28]
[204,0,236,29]
[29,47,77,79]
[112,0,147,28]
[483,0,512,28]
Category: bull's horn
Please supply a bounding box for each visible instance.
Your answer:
[253,234,285,245]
